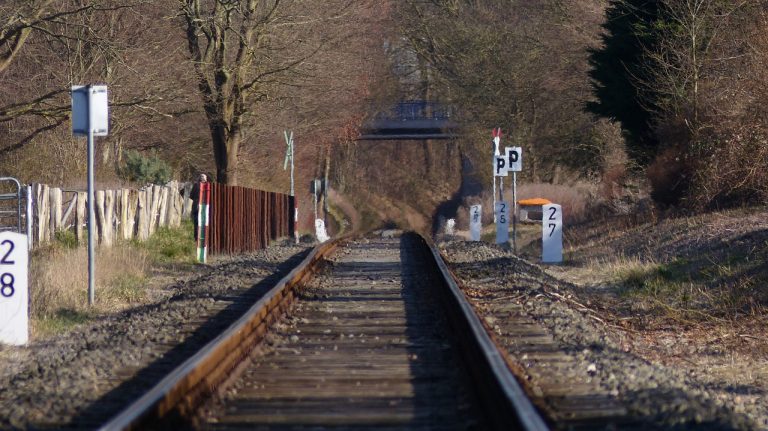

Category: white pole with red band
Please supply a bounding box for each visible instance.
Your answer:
[196,182,211,263]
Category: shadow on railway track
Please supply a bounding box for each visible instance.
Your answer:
[399,234,486,429]
[64,249,311,430]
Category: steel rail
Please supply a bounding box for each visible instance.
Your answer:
[100,234,549,430]
[420,236,550,431]
[98,238,342,431]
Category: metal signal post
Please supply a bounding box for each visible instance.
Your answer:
[72,85,108,306]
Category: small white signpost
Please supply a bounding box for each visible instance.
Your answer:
[315,218,329,243]
[542,203,563,263]
[470,204,482,241]
[495,202,509,244]
[72,85,109,306]
[0,232,29,346]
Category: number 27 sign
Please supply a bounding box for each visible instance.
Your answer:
[0,232,28,346]
[542,204,562,263]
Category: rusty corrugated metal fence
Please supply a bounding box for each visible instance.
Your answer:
[208,184,294,255]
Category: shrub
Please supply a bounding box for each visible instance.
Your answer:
[54,230,78,249]
[137,222,197,264]
[120,150,173,185]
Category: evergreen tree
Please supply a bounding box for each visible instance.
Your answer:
[587,0,661,165]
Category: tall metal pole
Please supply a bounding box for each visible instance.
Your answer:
[512,172,518,253]
[290,133,295,198]
[290,133,298,244]
[87,104,95,306]
[26,185,32,251]
[492,176,497,223]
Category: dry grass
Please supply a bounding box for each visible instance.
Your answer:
[518,182,598,224]
[28,223,196,338]
[30,243,150,337]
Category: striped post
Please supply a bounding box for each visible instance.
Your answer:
[196,182,211,263]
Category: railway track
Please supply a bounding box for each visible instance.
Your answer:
[99,234,547,430]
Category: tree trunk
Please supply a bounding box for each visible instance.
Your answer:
[209,119,241,185]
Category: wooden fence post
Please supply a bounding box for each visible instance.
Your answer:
[158,186,169,227]
[137,188,150,240]
[36,184,50,243]
[103,190,114,246]
[120,189,130,240]
[148,185,161,235]
[50,188,62,236]
[76,192,86,244]
[182,183,192,219]
[95,190,105,245]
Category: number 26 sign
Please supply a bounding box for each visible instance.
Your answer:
[0,232,28,346]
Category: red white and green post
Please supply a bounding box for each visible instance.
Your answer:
[196,182,211,263]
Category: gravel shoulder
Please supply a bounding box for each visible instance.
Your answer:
[440,238,766,430]
[0,243,310,429]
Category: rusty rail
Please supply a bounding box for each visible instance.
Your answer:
[99,238,340,431]
[208,184,294,255]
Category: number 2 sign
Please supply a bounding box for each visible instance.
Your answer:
[0,232,28,346]
[542,204,562,263]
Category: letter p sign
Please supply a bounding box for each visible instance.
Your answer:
[494,156,508,177]
[506,147,522,172]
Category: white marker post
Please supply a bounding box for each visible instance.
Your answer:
[470,204,482,241]
[506,146,522,253]
[542,203,563,263]
[72,85,109,306]
[0,232,29,346]
[491,128,501,222]
[495,202,510,244]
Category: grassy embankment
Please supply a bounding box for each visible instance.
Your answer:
[555,207,768,329]
[30,221,197,338]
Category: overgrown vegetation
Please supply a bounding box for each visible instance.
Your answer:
[30,223,197,338]
[590,0,768,209]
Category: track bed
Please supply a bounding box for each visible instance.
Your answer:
[203,237,483,430]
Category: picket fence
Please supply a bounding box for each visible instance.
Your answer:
[31,181,193,247]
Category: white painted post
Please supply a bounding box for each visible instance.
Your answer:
[470,204,482,241]
[542,203,563,263]
[0,232,29,345]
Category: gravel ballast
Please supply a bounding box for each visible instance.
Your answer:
[0,243,309,429]
[440,240,765,430]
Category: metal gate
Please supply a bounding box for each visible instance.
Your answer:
[0,177,25,235]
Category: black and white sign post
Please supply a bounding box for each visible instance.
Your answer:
[284,131,299,244]
[542,203,563,263]
[72,85,109,306]
[493,142,509,245]
[506,146,522,253]
[491,128,502,222]
[0,232,29,346]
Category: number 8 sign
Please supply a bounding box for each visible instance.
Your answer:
[0,232,28,346]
